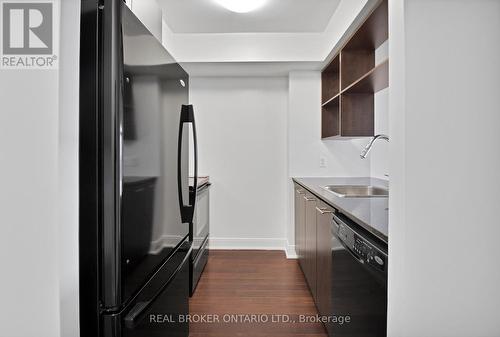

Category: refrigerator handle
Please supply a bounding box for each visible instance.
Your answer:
[177,104,198,224]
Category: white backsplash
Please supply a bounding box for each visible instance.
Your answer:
[371,40,390,180]
[371,87,389,180]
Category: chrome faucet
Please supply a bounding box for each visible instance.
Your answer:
[360,134,389,159]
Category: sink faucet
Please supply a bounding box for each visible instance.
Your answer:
[360,134,389,159]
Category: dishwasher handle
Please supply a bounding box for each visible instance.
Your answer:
[316,207,334,215]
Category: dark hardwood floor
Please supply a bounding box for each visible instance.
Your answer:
[189,250,327,337]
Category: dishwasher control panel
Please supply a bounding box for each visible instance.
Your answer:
[333,214,387,274]
[353,234,386,272]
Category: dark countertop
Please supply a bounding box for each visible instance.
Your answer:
[293,177,388,244]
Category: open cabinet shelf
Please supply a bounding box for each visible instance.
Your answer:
[341,93,374,137]
[322,92,341,107]
[322,95,340,138]
[343,59,389,94]
[321,0,388,139]
[322,55,340,104]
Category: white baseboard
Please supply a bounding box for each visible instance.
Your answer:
[150,236,298,259]
[208,237,287,251]
[285,243,298,259]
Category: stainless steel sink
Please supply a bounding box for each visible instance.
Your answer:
[322,185,389,198]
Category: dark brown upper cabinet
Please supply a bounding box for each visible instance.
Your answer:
[321,0,388,139]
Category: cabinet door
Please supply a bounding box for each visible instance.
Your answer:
[315,200,334,316]
[294,185,306,270]
[304,192,318,300]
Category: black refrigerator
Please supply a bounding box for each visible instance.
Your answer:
[79,1,198,336]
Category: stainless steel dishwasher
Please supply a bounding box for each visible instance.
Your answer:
[325,212,388,337]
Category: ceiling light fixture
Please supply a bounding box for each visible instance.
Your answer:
[214,0,267,13]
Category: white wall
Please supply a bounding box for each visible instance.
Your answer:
[388,0,500,336]
[0,62,61,337]
[371,88,389,179]
[58,0,81,336]
[189,77,289,249]
[0,1,80,336]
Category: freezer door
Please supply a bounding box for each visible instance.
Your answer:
[102,242,191,337]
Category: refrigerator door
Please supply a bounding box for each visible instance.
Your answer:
[99,0,125,310]
[99,3,191,309]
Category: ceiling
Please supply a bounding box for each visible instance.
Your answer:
[158,0,341,34]
[180,61,323,77]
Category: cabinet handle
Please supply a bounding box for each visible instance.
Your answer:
[303,196,316,201]
[316,207,334,214]
[296,189,305,195]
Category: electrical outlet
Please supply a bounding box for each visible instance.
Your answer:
[319,157,327,168]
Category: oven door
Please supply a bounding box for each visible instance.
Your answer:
[190,236,209,295]
[328,214,387,337]
[191,183,210,258]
